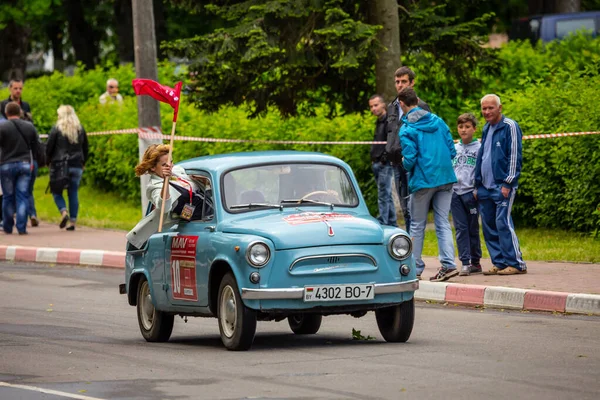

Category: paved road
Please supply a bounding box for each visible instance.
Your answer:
[0,262,598,400]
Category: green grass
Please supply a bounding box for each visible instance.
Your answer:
[422,226,600,264]
[33,175,141,230]
[33,176,600,262]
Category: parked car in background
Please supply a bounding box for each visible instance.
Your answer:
[510,11,600,43]
[121,151,419,351]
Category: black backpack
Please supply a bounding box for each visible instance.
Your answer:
[385,102,403,164]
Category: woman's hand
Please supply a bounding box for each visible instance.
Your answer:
[161,163,173,178]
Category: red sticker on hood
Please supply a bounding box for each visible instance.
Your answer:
[283,212,355,225]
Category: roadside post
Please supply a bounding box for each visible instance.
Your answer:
[132,0,162,214]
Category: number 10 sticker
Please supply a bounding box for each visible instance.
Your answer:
[170,235,198,301]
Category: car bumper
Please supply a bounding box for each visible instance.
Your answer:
[241,279,419,300]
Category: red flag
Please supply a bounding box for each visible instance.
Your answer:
[132,79,183,122]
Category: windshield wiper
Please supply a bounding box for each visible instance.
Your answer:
[280,199,334,210]
[230,203,283,211]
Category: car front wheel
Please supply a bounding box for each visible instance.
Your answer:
[136,277,174,342]
[375,298,415,342]
[217,272,257,351]
[288,314,322,334]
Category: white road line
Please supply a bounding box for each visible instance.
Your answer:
[0,381,105,400]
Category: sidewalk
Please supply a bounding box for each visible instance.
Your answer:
[1,221,599,314]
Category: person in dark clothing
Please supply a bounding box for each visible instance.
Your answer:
[0,80,35,226]
[386,66,431,233]
[0,102,39,234]
[46,105,89,231]
[369,94,397,226]
[0,80,32,122]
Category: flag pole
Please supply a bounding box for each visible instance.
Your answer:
[157,121,177,233]
[131,79,182,233]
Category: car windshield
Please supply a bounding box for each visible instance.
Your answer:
[223,163,359,211]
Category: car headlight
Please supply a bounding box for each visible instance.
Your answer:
[246,241,271,267]
[388,234,412,260]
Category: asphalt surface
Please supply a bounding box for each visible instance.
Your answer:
[0,261,599,400]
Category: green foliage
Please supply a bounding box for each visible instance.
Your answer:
[5,35,600,233]
[504,72,600,235]
[399,1,501,113]
[351,328,374,341]
[0,0,54,28]
[165,0,380,117]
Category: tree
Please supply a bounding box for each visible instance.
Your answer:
[65,0,100,68]
[397,1,498,106]
[115,0,135,63]
[0,0,55,80]
[164,0,499,117]
[368,0,400,103]
[555,0,581,13]
[165,0,382,117]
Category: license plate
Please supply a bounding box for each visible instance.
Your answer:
[304,284,374,302]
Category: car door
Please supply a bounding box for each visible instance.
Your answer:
[163,170,216,307]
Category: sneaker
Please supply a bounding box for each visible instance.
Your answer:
[470,264,483,274]
[430,267,459,282]
[30,216,39,227]
[459,265,471,276]
[18,231,28,235]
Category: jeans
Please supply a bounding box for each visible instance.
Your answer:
[1,161,32,234]
[410,183,456,274]
[392,164,411,233]
[52,167,83,222]
[27,160,38,218]
[451,191,482,266]
[372,161,397,226]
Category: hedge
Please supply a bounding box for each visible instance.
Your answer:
[1,36,599,234]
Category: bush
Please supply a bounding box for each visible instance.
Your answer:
[2,35,599,233]
[504,72,600,234]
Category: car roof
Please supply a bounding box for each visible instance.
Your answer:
[529,11,600,20]
[177,150,349,174]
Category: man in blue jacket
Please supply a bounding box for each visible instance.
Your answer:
[474,94,526,275]
[398,88,458,282]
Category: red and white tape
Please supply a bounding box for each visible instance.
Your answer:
[40,127,600,144]
[521,131,599,140]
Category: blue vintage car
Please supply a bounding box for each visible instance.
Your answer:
[122,151,418,350]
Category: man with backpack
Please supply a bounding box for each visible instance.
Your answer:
[386,66,431,234]
[0,102,39,235]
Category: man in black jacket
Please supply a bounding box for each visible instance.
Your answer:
[386,66,431,234]
[0,80,32,122]
[369,94,397,226]
[0,102,39,234]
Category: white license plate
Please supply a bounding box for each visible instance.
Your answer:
[304,284,374,302]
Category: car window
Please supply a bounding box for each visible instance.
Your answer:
[556,18,596,38]
[222,163,359,211]
[180,172,214,221]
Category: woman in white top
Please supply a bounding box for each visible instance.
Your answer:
[126,144,185,249]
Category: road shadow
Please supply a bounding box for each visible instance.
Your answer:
[168,332,412,351]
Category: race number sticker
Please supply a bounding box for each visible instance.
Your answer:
[170,235,198,301]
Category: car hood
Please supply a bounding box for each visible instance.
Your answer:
[220,211,384,250]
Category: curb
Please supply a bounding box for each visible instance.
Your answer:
[0,245,125,269]
[1,245,599,316]
[416,281,600,316]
